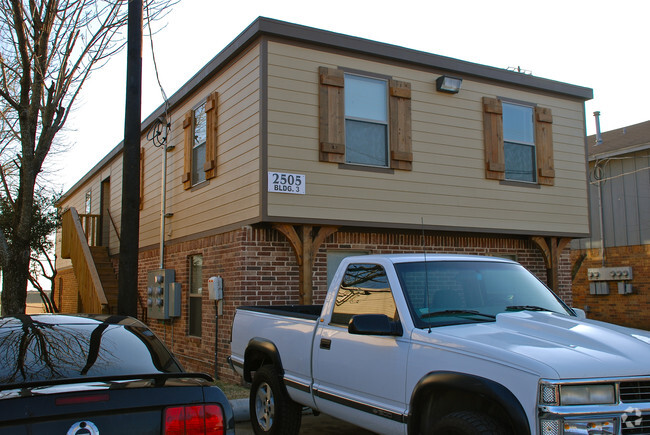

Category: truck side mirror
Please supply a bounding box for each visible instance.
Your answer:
[348,314,403,336]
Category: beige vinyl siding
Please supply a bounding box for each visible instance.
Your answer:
[55,154,124,271]
[138,44,261,246]
[57,42,262,269]
[265,41,589,235]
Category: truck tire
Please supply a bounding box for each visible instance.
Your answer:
[249,365,302,435]
[430,411,506,435]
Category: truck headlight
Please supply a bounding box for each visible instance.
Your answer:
[560,384,616,405]
[540,418,616,435]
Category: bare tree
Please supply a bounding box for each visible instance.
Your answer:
[0,0,174,315]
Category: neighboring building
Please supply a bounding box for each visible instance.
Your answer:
[55,17,593,381]
[571,120,650,330]
[25,291,50,314]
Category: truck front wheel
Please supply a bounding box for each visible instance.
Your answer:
[429,411,506,435]
[249,365,302,435]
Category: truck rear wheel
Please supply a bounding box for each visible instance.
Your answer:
[249,365,302,435]
[429,411,506,435]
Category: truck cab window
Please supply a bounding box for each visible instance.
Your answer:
[330,263,398,326]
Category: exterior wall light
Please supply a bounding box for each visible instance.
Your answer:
[436,75,463,94]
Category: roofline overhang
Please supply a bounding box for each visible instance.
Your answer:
[589,142,650,161]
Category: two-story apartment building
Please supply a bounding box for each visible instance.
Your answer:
[55,17,593,380]
[571,120,650,330]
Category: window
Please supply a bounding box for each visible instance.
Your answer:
[318,66,413,170]
[182,92,218,189]
[344,74,389,166]
[192,102,207,185]
[503,102,536,182]
[330,263,398,326]
[84,190,92,214]
[326,250,371,287]
[189,255,203,337]
[483,96,555,185]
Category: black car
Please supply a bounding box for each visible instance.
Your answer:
[0,314,235,434]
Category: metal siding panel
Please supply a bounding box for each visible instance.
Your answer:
[622,156,641,245]
[638,152,650,244]
[586,181,600,249]
[609,159,628,246]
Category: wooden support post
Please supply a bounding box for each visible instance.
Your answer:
[273,224,338,304]
[531,236,572,294]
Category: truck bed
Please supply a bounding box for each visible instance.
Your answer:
[237,304,322,320]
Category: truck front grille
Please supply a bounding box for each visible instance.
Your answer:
[620,381,650,403]
[620,413,648,434]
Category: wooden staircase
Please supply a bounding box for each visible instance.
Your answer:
[89,246,119,311]
[61,207,118,314]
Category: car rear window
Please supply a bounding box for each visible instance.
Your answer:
[0,316,182,386]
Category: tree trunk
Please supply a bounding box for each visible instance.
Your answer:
[1,241,30,315]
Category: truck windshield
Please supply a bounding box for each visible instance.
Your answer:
[394,261,572,328]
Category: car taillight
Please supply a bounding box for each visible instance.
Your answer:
[164,404,224,435]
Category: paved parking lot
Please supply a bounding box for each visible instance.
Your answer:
[235,412,376,434]
[231,399,375,434]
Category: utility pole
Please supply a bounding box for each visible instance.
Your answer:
[118,0,143,316]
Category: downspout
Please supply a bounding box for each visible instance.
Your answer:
[596,169,605,266]
[593,112,605,266]
[160,141,168,269]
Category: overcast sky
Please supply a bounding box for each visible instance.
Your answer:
[53,0,649,191]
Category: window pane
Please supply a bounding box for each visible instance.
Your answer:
[505,142,536,182]
[331,263,397,326]
[192,103,207,185]
[194,103,207,146]
[326,250,370,287]
[503,103,534,144]
[189,296,202,336]
[189,255,203,337]
[192,142,206,185]
[345,75,387,122]
[345,119,388,166]
[190,255,203,295]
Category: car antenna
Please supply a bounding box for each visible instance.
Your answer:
[421,218,432,333]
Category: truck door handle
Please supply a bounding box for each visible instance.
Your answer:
[320,338,331,350]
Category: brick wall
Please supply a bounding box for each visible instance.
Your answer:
[56,267,79,313]
[571,245,650,330]
[134,226,568,383]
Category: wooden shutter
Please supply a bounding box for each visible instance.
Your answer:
[482,97,505,180]
[204,92,218,179]
[139,147,145,210]
[535,106,555,186]
[318,66,345,163]
[389,80,413,171]
[182,111,193,190]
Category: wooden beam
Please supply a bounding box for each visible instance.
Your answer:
[273,224,303,264]
[531,236,572,294]
[273,224,338,304]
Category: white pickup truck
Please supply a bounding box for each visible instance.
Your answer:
[229,254,650,435]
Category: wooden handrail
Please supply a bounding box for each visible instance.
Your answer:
[78,213,101,246]
[106,209,121,243]
[61,208,109,313]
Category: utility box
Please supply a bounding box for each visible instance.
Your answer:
[587,266,633,296]
[147,269,179,319]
